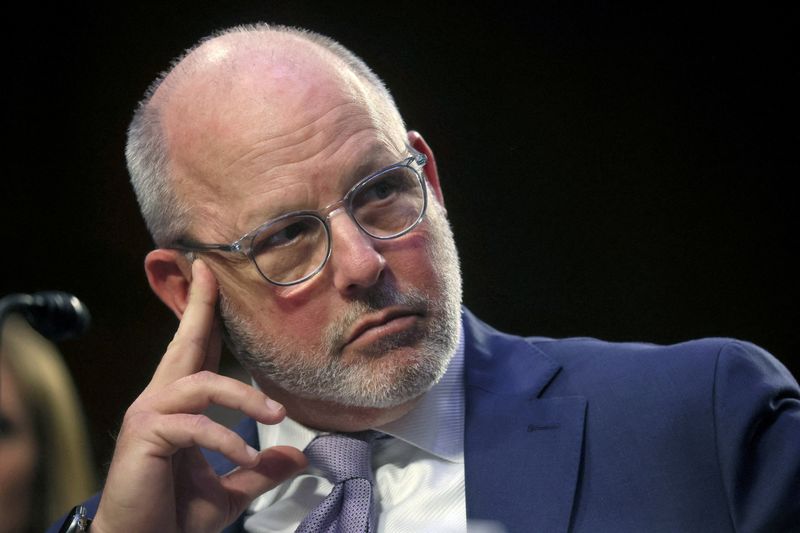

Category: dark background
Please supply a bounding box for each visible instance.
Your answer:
[4,4,796,470]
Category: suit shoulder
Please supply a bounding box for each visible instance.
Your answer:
[527,336,785,400]
[461,310,795,392]
[526,335,758,367]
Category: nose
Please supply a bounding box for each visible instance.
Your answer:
[327,209,386,294]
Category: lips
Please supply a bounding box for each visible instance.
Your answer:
[344,307,422,347]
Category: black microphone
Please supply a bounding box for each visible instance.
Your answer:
[0,291,91,342]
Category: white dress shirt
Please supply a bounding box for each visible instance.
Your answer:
[245,327,466,533]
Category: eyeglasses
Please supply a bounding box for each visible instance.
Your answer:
[168,148,429,286]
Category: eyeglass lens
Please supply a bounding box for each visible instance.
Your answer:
[250,164,425,284]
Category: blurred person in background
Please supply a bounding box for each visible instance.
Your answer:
[0,315,96,533]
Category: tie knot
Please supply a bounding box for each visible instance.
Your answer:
[305,430,379,484]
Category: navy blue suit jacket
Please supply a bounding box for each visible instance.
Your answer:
[51,310,800,532]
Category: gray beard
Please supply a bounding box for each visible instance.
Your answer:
[219,201,463,408]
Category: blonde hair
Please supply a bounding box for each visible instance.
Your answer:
[1,315,96,530]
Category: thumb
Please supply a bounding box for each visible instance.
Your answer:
[220,446,308,519]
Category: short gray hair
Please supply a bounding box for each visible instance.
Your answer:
[126,23,404,247]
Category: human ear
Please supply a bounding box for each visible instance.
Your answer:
[144,249,193,320]
[407,130,445,208]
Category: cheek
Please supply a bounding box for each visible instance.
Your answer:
[382,230,440,290]
[267,301,333,343]
[220,266,335,346]
[0,371,38,521]
[0,431,38,522]
[0,439,37,480]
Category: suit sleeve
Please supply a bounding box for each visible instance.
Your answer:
[713,341,800,532]
[45,492,101,533]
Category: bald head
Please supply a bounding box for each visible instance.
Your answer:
[127,24,405,246]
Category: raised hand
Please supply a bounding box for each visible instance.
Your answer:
[93,260,307,533]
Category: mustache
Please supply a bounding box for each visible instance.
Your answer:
[322,281,430,354]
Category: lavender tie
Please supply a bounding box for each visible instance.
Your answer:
[295,431,380,533]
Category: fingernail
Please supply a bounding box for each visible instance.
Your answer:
[265,398,284,414]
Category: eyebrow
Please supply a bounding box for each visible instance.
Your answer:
[340,152,398,189]
[241,148,405,235]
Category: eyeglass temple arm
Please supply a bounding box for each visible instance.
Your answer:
[167,239,239,253]
[406,144,427,166]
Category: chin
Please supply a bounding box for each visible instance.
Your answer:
[323,343,453,408]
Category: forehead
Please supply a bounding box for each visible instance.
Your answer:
[159,34,406,239]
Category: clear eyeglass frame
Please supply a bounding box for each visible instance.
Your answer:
[168,146,429,286]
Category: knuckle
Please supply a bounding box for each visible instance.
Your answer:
[195,369,215,381]
[185,335,207,351]
[166,333,180,350]
[181,369,215,388]
[168,333,205,354]
[217,428,240,451]
[123,399,149,421]
[194,369,216,382]
[183,413,211,434]
[243,386,266,405]
[119,409,154,437]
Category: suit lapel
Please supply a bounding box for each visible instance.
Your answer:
[205,416,259,476]
[203,418,258,533]
[463,310,586,533]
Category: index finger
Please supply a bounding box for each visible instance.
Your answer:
[148,259,220,390]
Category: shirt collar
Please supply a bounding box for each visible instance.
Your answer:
[376,321,464,462]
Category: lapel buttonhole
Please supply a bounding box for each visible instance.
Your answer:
[527,423,560,431]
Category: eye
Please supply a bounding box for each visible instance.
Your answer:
[0,412,18,439]
[254,218,316,251]
[369,181,393,200]
[356,169,414,205]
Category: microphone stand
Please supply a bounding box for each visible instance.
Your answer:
[0,292,91,432]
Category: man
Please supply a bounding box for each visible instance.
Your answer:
[52,24,798,533]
